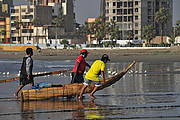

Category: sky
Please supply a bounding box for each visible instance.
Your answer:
[14,0,180,25]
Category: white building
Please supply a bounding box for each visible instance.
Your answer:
[100,0,173,41]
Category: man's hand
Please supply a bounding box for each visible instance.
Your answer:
[74,71,77,76]
[101,79,105,84]
[27,75,31,80]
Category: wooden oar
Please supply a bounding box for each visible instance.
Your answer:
[0,70,67,83]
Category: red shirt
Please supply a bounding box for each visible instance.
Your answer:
[72,55,86,73]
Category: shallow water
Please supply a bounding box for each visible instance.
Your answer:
[1,59,180,119]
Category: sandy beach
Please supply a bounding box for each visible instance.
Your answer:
[0,48,180,62]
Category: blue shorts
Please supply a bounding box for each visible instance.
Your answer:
[83,79,101,87]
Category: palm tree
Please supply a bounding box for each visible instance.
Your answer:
[127,30,133,45]
[168,20,180,44]
[86,22,95,44]
[43,25,48,44]
[174,20,180,37]
[155,8,170,43]
[93,18,106,44]
[168,33,176,44]
[142,25,156,44]
[108,19,120,48]
[54,15,64,40]
[13,20,21,43]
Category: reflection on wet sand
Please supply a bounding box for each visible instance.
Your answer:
[19,99,105,119]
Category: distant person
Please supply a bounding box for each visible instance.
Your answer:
[78,54,110,99]
[14,48,34,98]
[71,49,91,83]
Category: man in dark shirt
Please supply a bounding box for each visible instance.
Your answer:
[14,48,34,98]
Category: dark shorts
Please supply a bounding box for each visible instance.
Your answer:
[20,76,34,86]
[71,72,84,83]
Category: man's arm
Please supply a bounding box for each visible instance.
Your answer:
[74,61,80,75]
[101,71,105,84]
[26,57,33,78]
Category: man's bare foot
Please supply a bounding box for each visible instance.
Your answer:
[78,96,83,99]
[14,93,18,99]
[88,94,96,99]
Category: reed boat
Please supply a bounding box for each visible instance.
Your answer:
[20,61,136,101]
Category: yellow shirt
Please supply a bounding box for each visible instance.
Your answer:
[85,60,105,81]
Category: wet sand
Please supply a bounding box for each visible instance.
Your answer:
[0,48,180,62]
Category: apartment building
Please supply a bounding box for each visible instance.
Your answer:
[0,0,13,43]
[10,5,52,44]
[100,0,173,41]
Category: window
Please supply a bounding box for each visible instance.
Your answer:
[135,16,138,20]
[124,9,127,14]
[135,23,138,27]
[135,8,138,12]
[105,9,109,14]
[128,23,132,29]
[148,1,152,7]
[105,2,109,6]
[135,30,138,34]
[11,9,15,13]
[113,16,116,21]
[15,9,19,13]
[161,2,170,8]
[128,16,133,22]
[11,16,19,20]
[117,2,122,8]
[148,16,152,22]
[128,2,133,7]
[22,29,33,33]
[117,16,122,22]
[148,9,151,15]
[11,30,17,34]
[124,2,127,7]
[135,1,138,5]
[117,9,123,15]
[22,15,33,19]
[128,9,133,14]
[124,16,127,22]
[156,2,159,8]
[22,9,26,12]
[113,2,116,6]
[113,9,116,13]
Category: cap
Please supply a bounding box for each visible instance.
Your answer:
[101,54,110,61]
[80,49,89,54]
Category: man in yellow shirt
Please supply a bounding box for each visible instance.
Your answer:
[78,54,110,99]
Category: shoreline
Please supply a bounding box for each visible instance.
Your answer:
[1,48,180,62]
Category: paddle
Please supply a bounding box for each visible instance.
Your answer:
[0,70,67,83]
